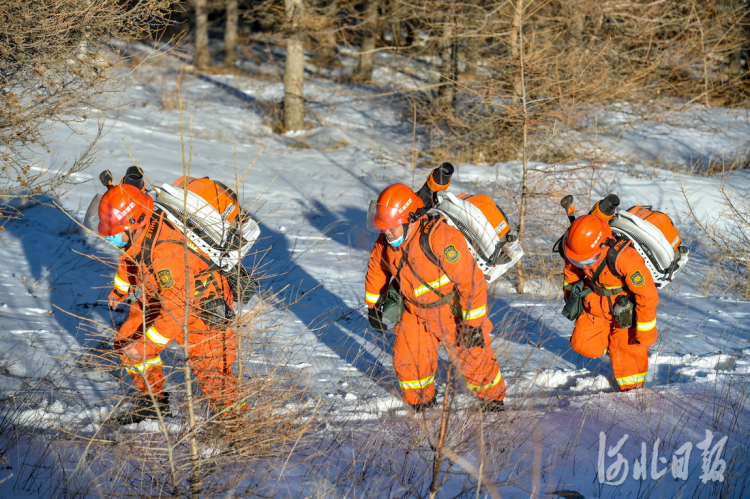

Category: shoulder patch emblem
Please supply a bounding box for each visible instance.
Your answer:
[629,270,645,287]
[443,244,461,264]
[157,269,175,289]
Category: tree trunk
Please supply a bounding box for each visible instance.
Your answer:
[225,0,239,68]
[354,0,378,81]
[515,0,528,295]
[284,0,305,131]
[194,0,210,69]
[437,18,457,111]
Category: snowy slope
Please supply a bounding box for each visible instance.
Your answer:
[1,43,749,498]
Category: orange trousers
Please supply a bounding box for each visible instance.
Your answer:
[570,311,649,391]
[393,306,505,405]
[115,301,239,413]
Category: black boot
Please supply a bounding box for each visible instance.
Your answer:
[477,399,505,413]
[116,392,171,425]
[409,397,438,413]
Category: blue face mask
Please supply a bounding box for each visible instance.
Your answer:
[387,234,405,248]
[105,233,128,248]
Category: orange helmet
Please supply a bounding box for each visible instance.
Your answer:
[564,215,612,267]
[367,183,424,231]
[98,184,154,236]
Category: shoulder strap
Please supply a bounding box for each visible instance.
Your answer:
[137,209,164,269]
[418,215,443,268]
[606,238,631,279]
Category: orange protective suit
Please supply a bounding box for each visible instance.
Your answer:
[563,242,659,391]
[365,215,506,405]
[109,211,240,413]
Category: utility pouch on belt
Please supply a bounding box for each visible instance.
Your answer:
[200,295,235,327]
[562,281,592,321]
[224,265,258,305]
[379,285,405,323]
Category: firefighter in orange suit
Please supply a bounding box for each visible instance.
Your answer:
[364,183,506,411]
[97,183,240,424]
[562,214,659,391]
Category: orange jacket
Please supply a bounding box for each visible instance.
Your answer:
[563,242,659,344]
[365,215,488,326]
[110,211,233,350]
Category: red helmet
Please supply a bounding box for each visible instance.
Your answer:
[97,184,154,236]
[367,183,424,231]
[564,215,612,267]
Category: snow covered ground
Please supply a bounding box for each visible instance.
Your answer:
[1,42,750,498]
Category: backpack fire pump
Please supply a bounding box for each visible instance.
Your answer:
[416,162,524,283]
[557,193,689,288]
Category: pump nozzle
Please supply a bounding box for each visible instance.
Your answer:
[560,195,576,222]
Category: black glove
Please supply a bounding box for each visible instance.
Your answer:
[457,323,485,349]
[368,307,387,334]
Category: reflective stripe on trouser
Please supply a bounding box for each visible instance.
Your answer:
[570,311,649,391]
[616,372,647,388]
[393,307,505,405]
[399,376,435,391]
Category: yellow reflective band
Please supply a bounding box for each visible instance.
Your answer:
[563,281,574,291]
[467,371,503,391]
[636,319,656,331]
[365,292,381,305]
[399,376,435,390]
[113,273,130,293]
[462,305,487,321]
[414,274,451,297]
[146,326,170,346]
[616,372,647,386]
[124,356,163,373]
[604,285,622,289]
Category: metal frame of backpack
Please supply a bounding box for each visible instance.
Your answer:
[609,208,689,289]
[431,192,524,283]
[153,182,260,271]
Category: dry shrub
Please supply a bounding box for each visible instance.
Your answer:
[379,0,749,165]
[0,0,172,204]
[679,173,750,298]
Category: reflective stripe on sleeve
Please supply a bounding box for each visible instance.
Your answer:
[415,274,451,297]
[124,356,163,374]
[365,291,381,305]
[113,273,130,293]
[462,304,487,321]
[398,376,435,390]
[616,372,646,387]
[563,281,574,291]
[146,326,171,346]
[466,370,503,391]
[636,319,656,331]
